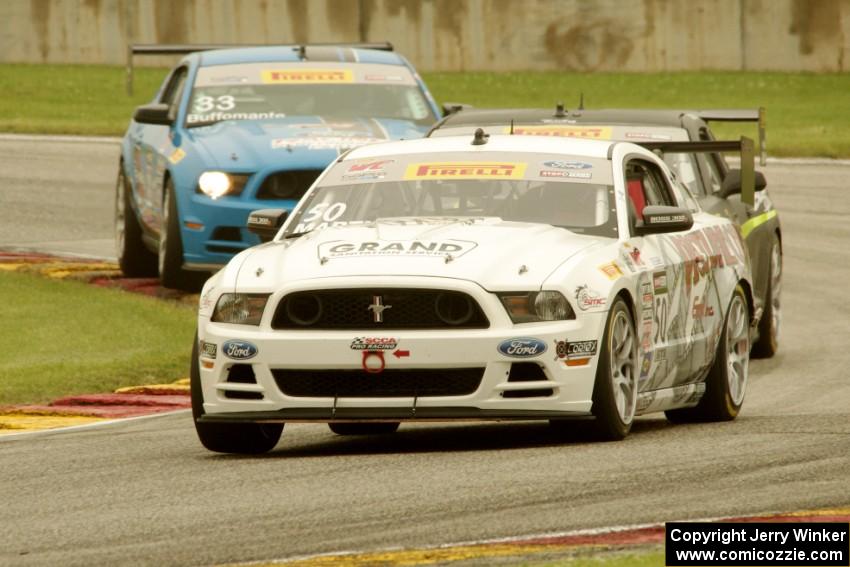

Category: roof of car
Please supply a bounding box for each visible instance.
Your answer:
[436,108,696,130]
[342,134,621,160]
[198,45,405,67]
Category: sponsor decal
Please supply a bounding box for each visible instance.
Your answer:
[318,239,477,259]
[498,338,547,358]
[347,159,394,172]
[261,69,354,84]
[222,340,258,360]
[554,339,598,365]
[168,148,185,165]
[641,319,653,350]
[639,352,653,378]
[640,281,653,309]
[539,169,592,179]
[200,341,217,359]
[364,74,404,81]
[350,337,398,351]
[404,162,526,180]
[207,75,249,84]
[504,125,612,139]
[598,261,624,280]
[653,271,668,294]
[668,225,745,294]
[199,289,216,311]
[648,213,687,224]
[574,285,606,311]
[542,160,593,170]
[692,296,715,319]
[342,171,385,181]
[271,136,382,151]
[625,132,673,141]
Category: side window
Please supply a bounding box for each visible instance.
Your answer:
[159,67,188,115]
[625,159,675,219]
[663,152,704,196]
[697,153,723,194]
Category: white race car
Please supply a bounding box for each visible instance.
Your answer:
[192,130,757,453]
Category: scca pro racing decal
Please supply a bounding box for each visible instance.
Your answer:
[350,337,398,351]
[554,339,597,365]
[222,340,258,360]
[318,239,477,259]
[498,338,547,358]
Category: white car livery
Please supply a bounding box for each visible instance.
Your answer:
[191,131,756,454]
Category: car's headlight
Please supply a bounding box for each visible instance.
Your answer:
[498,291,575,323]
[197,172,249,199]
[211,293,270,325]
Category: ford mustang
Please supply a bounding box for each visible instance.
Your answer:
[191,130,757,453]
[115,43,440,289]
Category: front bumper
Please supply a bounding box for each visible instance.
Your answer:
[198,279,607,422]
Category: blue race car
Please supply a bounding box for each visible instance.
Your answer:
[116,43,441,289]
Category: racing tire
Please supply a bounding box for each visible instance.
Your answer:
[190,334,283,454]
[115,166,157,277]
[328,423,400,435]
[159,179,206,292]
[585,297,639,441]
[751,235,781,358]
[665,285,750,423]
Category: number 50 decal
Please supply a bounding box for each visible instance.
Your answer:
[302,202,347,224]
[653,295,668,344]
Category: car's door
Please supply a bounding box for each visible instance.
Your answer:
[131,66,188,234]
[623,156,726,392]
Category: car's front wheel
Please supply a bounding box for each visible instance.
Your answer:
[666,285,750,423]
[191,334,283,454]
[328,423,400,435]
[752,235,781,358]
[586,297,638,440]
[159,180,206,291]
[115,166,157,277]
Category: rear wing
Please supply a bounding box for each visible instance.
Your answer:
[125,42,395,95]
[635,137,756,207]
[694,108,766,166]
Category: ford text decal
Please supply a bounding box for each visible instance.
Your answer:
[497,338,547,358]
[222,340,258,360]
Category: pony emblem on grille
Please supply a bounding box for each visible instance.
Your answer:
[367,295,392,323]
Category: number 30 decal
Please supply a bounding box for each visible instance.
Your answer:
[193,95,236,113]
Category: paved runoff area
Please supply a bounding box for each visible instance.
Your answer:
[1,137,849,566]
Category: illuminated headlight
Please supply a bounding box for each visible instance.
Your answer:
[499,291,575,323]
[211,293,270,325]
[198,172,250,199]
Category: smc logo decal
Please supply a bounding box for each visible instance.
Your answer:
[222,340,258,360]
[497,338,547,358]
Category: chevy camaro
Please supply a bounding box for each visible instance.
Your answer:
[191,131,757,453]
[115,43,440,289]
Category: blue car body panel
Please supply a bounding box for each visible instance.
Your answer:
[120,46,440,270]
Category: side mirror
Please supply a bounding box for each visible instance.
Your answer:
[720,169,767,198]
[441,102,473,117]
[634,206,694,235]
[247,209,288,243]
[133,103,173,126]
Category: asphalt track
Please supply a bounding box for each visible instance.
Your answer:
[1,137,850,567]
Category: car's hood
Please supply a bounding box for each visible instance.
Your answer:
[234,218,605,291]
[187,116,427,170]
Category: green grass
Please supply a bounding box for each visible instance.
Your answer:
[1,63,849,156]
[0,271,196,406]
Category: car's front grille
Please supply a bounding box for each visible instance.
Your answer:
[256,169,322,200]
[271,289,490,330]
[272,368,485,398]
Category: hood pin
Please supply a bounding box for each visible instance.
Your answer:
[255,267,264,277]
[444,253,455,264]
[518,265,528,275]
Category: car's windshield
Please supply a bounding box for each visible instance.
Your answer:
[187,62,435,127]
[286,153,618,238]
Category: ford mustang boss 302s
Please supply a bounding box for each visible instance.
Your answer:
[429,105,781,358]
[116,43,440,290]
[191,130,757,454]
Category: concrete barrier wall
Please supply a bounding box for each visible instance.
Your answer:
[1,0,848,71]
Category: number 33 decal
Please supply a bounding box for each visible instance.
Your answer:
[193,95,235,113]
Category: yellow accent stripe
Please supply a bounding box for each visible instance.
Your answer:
[741,209,777,239]
[0,413,105,434]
